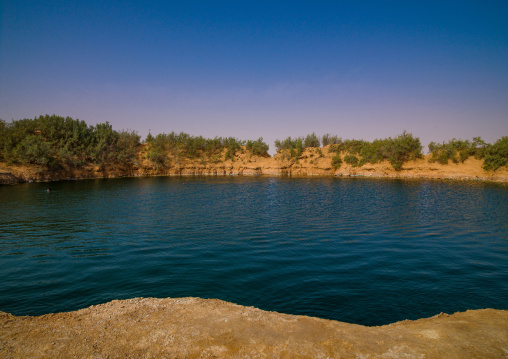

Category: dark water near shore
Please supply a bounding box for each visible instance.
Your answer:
[0,177,507,326]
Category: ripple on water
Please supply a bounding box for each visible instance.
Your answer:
[0,177,507,325]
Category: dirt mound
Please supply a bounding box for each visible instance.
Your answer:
[1,297,507,358]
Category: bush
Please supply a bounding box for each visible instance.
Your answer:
[483,137,508,171]
[386,131,423,170]
[223,137,243,161]
[331,154,342,169]
[344,154,359,167]
[12,134,54,167]
[274,136,303,159]
[322,134,341,146]
[0,115,144,169]
[304,133,320,148]
[246,138,269,157]
[428,139,474,164]
[426,136,508,171]
[275,134,324,159]
[144,131,154,144]
[114,130,141,166]
[326,131,422,171]
[146,133,170,168]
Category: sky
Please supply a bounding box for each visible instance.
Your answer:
[1,1,507,154]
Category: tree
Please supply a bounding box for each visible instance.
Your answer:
[12,134,54,166]
[322,134,341,146]
[145,131,154,144]
[246,138,269,157]
[387,131,423,170]
[483,137,508,171]
[304,132,320,148]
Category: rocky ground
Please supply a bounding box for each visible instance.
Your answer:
[1,297,507,358]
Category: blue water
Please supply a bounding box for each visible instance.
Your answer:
[0,177,507,326]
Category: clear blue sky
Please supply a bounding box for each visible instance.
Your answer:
[1,1,507,153]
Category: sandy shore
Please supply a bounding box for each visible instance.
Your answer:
[1,297,507,358]
[1,146,508,184]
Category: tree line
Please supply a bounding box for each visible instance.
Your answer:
[274,132,507,171]
[427,137,508,171]
[275,131,423,170]
[0,115,269,170]
[0,115,140,170]
[144,131,269,170]
[0,115,506,172]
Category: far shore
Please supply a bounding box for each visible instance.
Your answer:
[1,148,508,185]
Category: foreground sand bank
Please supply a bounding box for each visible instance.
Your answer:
[1,297,507,358]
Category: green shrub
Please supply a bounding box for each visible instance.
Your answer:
[274,136,304,159]
[483,137,508,171]
[114,130,141,166]
[223,137,243,161]
[275,134,324,159]
[144,131,154,144]
[428,139,473,164]
[427,136,508,171]
[331,154,342,169]
[246,138,269,157]
[304,132,320,148]
[386,131,423,170]
[146,133,170,169]
[344,154,359,167]
[328,143,342,153]
[322,134,341,146]
[326,131,422,171]
[12,134,53,166]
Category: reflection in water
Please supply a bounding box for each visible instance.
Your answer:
[0,177,507,325]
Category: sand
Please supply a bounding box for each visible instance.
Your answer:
[1,297,507,358]
[1,145,508,184]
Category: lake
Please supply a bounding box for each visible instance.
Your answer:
[0,176,507,326]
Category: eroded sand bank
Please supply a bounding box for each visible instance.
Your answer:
[2,147,508,184]
[1,297,507,358]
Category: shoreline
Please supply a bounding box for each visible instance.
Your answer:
[1,171,507,185]
[2,146,508,185]
[1,163,508,185]
[2,297,507,358]
[2,172,508,185]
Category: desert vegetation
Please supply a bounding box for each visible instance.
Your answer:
[276,131,508,172]
[326,131,423,170]
[428,137,508,171]
[0,115,269,171]
[0,115,140,170]
[276,131,423,171]
[143,131,267,169]
[1,115,506,173]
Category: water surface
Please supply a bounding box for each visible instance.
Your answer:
[0,177,507,326]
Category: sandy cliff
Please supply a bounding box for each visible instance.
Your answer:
[1,297,507,358]
[1,145,508,184]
